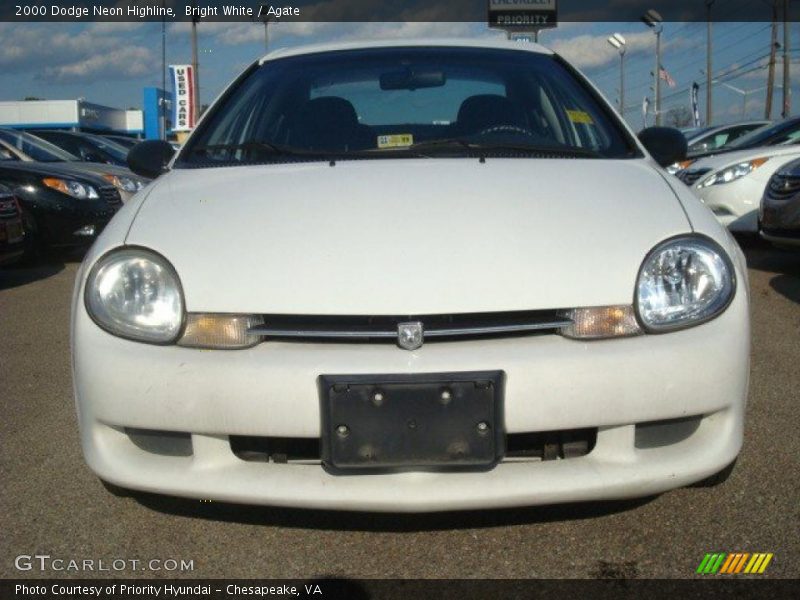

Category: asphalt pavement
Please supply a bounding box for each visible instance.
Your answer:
[1,238,798,579]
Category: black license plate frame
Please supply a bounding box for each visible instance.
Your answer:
[319,371,504,471]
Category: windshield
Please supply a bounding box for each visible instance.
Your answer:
[83,134,130,162]
[0,129,79,162]
[180,47,636,167]
[727,119,800,150]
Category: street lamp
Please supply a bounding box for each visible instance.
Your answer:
[607,33,627,116]
[641,9,663,126]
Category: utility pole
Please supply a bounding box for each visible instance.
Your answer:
[706,1,714,125]
[641,10,664,126]
[766,2,778,120]
[783,0,791,117]
[259,2,270,52]
[191,10,200,126]
[160,0,166,140]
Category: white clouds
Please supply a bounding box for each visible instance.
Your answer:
[170,21,501,51]
[0,23,156,84]
[548,31,656,70]
[42,46,156,83]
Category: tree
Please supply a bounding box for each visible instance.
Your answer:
[665,106,693,128]
[23,96,44,101]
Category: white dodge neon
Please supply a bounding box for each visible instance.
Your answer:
[71,39,749,512]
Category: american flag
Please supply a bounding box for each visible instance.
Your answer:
[659,65,676,88]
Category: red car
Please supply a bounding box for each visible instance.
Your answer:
[0,183,25,266]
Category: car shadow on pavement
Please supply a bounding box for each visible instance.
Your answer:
[0,260,65,291]
[770,274,800,304]
[130,492,658,532]
[737,234,799,276]
[0,249,86,291]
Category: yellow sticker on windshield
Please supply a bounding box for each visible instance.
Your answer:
[566,110,594,124]
[378,134,414,149]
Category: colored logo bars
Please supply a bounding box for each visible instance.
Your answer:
[697,553,774,575]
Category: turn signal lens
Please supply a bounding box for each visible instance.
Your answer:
[559,305,642,339]
[178,314,264,349]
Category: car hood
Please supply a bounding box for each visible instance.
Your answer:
[0,160,113,185]
[688,143,800,166]
[126,159,691,315]
[72,162,145,181]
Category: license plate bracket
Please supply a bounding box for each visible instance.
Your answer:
[319,371,504,470]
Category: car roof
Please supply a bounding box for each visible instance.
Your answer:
[259,37,553,64]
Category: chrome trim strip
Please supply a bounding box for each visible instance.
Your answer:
[247,328,397,339]
[247,319,572,339]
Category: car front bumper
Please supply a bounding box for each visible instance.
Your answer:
[760,194,800,246]
[72,286,750,512]
[691,178,764,233]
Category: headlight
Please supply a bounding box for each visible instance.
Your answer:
[636,236,735,332]
[699,158,768,187]
[42,177,99,200]
[102,174,145,193]
[85,248,184,343]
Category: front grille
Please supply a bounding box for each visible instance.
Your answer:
[229,428,597,465]
[766,172,800,202]
[99,186,123,207]
[248,310,572,343]
[677,167,712,187]
[0,197,18,219]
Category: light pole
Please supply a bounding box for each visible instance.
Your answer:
[259,2,271,52]
[783,0,791,117]
[191,10,200,127]
[706,0,715,125]
[641,10,663,126]
[607,34,627,117]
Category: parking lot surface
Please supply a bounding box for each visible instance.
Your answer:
[1,239,798,579]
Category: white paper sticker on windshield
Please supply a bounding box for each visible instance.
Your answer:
[378,134,414,149]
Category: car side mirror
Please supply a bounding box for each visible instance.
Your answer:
[638,127,688,168]
[127,140,175,179]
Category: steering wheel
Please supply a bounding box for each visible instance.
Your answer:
[477,125,535,137]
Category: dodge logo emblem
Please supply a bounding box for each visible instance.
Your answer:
[397,321,424,350]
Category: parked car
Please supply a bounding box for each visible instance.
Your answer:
[73,39,748,512]
[0,161,122,258]
[26,130,130,167]
[760,156,800,247]
[101,135,141,150]
[0,129,148,202]
[0,183,25,266]
[667,121,770,174]
[676,144,800,232]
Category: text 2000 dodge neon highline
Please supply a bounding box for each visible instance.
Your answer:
[71,39,750,512]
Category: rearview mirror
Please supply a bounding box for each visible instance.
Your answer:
[638,127,687,168]
[127,140,175,179]
[380,68,446,91]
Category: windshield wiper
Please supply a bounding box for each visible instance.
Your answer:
[404,138,602,159]
[189,140,326,158]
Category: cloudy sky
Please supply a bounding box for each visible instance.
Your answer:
[0,20,798,126]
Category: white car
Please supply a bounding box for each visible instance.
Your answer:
[71,39,749,512]
[677,141,800,233]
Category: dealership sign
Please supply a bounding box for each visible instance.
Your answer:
[169,64,196,131]
[488,0,558,29]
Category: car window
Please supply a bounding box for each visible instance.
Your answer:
[181,47,635,166]
[0,146,19,161]
[84,134,129,162]
[0,130,79,162]
[727,119,800,149]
